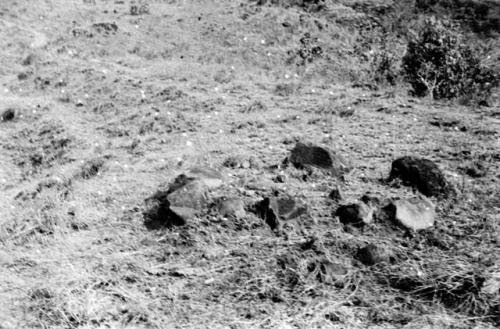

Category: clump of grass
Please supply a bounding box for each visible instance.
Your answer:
[78,158,106,180]
[374,258,499,323]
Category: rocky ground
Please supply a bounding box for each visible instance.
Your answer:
[0,0,499,328]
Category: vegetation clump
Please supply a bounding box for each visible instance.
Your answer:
[402,18,499,103]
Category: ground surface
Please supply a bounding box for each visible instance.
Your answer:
[0,1,499,328]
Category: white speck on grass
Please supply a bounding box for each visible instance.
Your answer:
[243,36,247,41]
[4,88,8,93]
[186,141,193,146]
[285,74,289,79]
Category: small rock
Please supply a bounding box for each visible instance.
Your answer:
[273,174,286,183]
[308,258,349,283]
[245,176,276,192]
[254,196,308,230]
[356,244,392,266]
[335,202,373,227]
[285,142,350,177]
[183,166,224,190]
[359,192,381,206]
[462,162,487,178]
[328,186,343,202]
[222,155,259,169]
[215,197,246,218]
[1,109,15,122]
[390,156,451,197]
[338,108,355,117]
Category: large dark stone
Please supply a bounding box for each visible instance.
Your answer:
[335,202,373,227]
[285,142,350,177]
[389,156,451,197]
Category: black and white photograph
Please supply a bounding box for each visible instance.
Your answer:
[0,0,499,328]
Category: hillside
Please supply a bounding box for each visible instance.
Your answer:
[0,0,499,328]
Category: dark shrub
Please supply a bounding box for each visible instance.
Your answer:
[402,18,499,102]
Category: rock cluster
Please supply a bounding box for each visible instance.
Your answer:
[143,142,451,268]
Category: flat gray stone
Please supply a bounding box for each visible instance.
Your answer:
[393,197,436,231]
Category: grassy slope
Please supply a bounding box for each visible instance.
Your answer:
[0,0,499,328]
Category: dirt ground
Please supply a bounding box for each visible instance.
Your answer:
[0,1,499,328]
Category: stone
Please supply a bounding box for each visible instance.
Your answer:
[328,186,343,202]
[335,202,373,227]
[143,174,210,229]
[308,258,349,283]
[254,196,308,230]
[143,191,188,229]
[389,156,451,197]
[285,142,350,177]
[1,109,15,122]
[167,179,208,210]
[462,161,487,178]
[183,166,224,190]
[393,197,435,231]
[216,197,246,218]
[359,192,381,206]
[356,244,392,266]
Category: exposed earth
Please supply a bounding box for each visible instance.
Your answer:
[0,1,499,328]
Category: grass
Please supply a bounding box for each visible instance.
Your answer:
[0,0,499,328]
